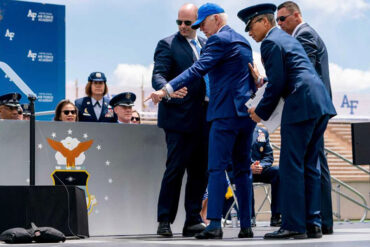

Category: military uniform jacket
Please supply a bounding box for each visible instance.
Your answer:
[255,27,336,124]
[251,127,273,168]
[75,96,115,122]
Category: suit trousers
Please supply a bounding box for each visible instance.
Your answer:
[252,166,280,217]
[318,136,333,228]
[279,114,330,233]
[157,129,208,225]
[207,117,256,228]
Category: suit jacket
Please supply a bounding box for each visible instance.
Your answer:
[251,127,273,169]
[152,32,207,132]
[255,27,336,124]
[169,25,255,122]
[294,23,332,99]
[75,96,115,122]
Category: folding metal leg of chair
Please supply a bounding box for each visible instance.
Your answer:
[253,182,272,216]
[223,171,239,227]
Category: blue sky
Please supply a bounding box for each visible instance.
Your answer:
[22,0,370,102]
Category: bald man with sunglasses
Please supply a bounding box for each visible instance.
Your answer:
[151,3,209,238]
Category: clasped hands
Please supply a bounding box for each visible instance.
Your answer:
[251,161,263,175]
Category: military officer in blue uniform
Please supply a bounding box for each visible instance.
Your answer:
[250,126,280,227]
[238,3,336,239]
[0,93,22,120]
[75,72,115,122]
[109,92,136,124]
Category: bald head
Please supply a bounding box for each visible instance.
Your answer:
[177,3,198,39]
[179,3,198,16]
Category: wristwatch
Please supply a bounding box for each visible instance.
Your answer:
[161,86,171,100]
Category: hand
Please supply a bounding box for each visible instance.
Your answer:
[248,107,261,123]
[251,161,263,174]
[248,62,264,88]
[248,62,260,83]
[144,89,166,104]
[170,87,188,98]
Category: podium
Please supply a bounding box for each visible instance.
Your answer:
[0,186,89,237]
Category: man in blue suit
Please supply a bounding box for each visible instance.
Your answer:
[238,3,336,239]
[75,72,115,123]
[152,3,208,238]
[148,3,256,239]
[277,1,334,234]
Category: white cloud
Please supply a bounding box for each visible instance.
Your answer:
[112,63,153,88]
[329,63,370,92]
[299,0,370,18]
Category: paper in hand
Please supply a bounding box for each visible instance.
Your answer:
[245,82,284,134]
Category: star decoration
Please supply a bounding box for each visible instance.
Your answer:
[26,178,30,183]
[38,144,43,149]
[83,133,88,139]
[67,129,72,135]
[95,210,99,214]
[97,145,101,150]
[104,196,109,201]
[51,132,56,138]
[108,178,113,184]
[105,160,110,166]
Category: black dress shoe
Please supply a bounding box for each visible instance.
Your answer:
[307,225,322,238]
[264,228,307,239]
[195,228,223,239]
[322,225,333,235]
[157,222,172,237]
[182,223,206,237]
[270,214,282,227]
[238,227,253,238]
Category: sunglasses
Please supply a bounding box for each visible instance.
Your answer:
[131,117,140,121]
[63,110,76,115]
[276,14,292,22]
[176,20,193,26]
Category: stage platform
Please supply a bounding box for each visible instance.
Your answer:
[1,222,369,247]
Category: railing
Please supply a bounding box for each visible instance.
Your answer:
[271,143,369,222]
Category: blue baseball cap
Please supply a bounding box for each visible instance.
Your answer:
[237,3,277,32]
[191,3,225,29]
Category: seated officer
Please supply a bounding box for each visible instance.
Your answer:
[0,93,22,120]
[251,126,281,227]
[109,92,136,124]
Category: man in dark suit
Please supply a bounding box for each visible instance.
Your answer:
[148,3,256,239]
[238,3,336,239]
[151,3,208,238]
[276,1,333,234]
[75,72,115,123]
[250,126,280,227]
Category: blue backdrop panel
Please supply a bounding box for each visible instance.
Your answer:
[0,0,65,117]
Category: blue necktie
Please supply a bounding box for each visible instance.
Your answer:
[191,39,210,98]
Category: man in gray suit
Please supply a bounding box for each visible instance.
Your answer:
[276,1,334,235]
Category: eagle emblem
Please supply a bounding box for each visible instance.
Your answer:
[47,138,93,167]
